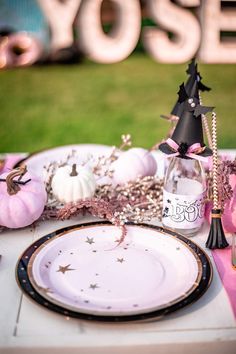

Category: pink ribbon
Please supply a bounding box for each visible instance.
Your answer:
[165,138,208,162]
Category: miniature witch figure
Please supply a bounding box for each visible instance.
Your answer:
[159,77,213,237]
[159,66,229,248]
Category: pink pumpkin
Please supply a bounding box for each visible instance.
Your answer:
[0,166,47,228]
[205,174,236,233]
[112,148,157,185]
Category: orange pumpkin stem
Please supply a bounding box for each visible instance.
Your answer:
[6,165,27,195]
[70,164,78,177]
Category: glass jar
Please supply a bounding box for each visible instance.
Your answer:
[162,157,206,237]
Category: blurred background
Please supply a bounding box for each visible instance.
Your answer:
[0,0,235,153]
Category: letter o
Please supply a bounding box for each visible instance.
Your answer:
[76,0,141,63]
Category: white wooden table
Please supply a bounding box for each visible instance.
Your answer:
[0,215,236,354]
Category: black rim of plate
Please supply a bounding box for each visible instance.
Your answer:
[16,221,212,322]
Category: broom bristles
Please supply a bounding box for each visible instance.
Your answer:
[206,209,229,249]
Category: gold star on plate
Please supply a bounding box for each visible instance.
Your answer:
[89,283,99,290]
[117,258,125,263]
[56,264,75,274]
[86,237,95,245]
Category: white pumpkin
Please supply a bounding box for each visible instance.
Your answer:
[51,164,96,203]
[112,148,157,185]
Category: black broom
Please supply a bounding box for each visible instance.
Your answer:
[206,112,229,249]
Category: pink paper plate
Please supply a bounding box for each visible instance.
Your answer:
[16,222,212,321]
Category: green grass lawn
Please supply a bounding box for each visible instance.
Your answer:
[0,54,235,153]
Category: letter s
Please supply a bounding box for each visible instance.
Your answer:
[143,0,201,63]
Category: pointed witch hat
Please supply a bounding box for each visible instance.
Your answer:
[171,59,211,118]
[159,79,214,158]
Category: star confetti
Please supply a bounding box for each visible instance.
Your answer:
[86,237,95,245]
[56,264,75,274]
[89,283,99,290]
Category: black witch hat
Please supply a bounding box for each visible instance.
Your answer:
[171,59,211,118]
[159,80,214,158]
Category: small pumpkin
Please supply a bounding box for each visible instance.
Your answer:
[51,164,96,203]
[112,148,157,185]
[0,166,47,228]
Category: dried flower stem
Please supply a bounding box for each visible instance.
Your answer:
[57,198,127,245]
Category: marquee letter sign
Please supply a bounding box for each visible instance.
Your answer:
[35,0,236,64]
[1,0,236,65]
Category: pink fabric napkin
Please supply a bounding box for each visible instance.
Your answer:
[212,247,236,318]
